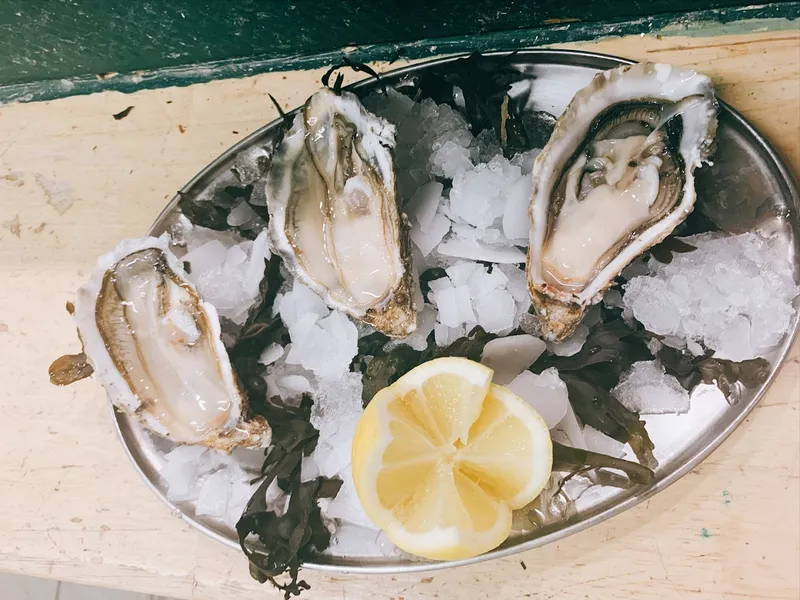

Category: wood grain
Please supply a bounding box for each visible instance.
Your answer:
[0,29,797,600]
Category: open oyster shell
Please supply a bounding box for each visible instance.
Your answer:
[527,62,718,341]
[73,234,271,453]
[266,87,416,337]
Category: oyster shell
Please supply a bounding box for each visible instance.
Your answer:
[267,87,416,337]
[73,234,271,453]
[527,62,718,341]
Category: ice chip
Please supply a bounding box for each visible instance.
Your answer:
[227,200,260,227]
[481,335,546,385]
[623,232,798,361]
[445,262,482,287]
[259,342,285,366]
[434,286,461,328]
[438,237,526,264]
[474,288,516,333]
[434,322,465,347]
[195,470,231,519]
[583,425,626,458]
[502,175,533,241]
[506,368,569,429]
[612,360,691,415]
[405,181,444,230]
[410,212,451,256]
[547,324,589,357]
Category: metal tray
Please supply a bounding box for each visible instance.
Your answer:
[113,49,800,573]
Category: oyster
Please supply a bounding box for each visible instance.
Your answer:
[71,235,271,453]
[527,62,718,340]
[267,87,416,337]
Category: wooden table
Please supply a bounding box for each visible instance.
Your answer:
[0,29,798,600]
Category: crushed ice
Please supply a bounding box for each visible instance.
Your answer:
[623,232,799,361]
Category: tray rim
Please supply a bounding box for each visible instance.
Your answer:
[113,48,800,575]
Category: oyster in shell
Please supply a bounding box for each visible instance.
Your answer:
[267,87,416,337]
[527,62,718,341]
[72,235,271,453]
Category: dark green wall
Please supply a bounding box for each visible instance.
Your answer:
[0,1,796,102]
[1,1,797,85]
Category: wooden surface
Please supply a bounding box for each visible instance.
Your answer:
[0,29,798,600]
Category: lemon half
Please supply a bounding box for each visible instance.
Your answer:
[352,357,552,560]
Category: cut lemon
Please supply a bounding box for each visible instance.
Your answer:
[351,357,552,560]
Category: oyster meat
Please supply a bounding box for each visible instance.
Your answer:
[267,87,416,337]
[71,235,271,452]
[527,62,718,340]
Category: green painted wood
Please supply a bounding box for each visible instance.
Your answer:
[0,2,796,104]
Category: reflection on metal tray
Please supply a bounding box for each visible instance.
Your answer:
[112,49,800,574]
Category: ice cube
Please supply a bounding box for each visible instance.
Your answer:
[502,175,533,241]
[481,335,546,385]
[431,141,473,179]
[324,470,376,529]
[497,264,529,302]
[434,322,465,347]
[243,229,271,298]
[328,525,395,558]
[301,455,321,482]
[225,478,255,528]
[583,425,626,458]
[612,360,691,415]
[546,324,589,357]
[259,342,285,366]
[453,285,476,323]
[404,181,444,230]
[410,212,451,256]
[227,200,260,227]
[225,244,248,269]
[466,267,508,298]
[449,160,514,228]
[182,240,227,275]
[474,288,516,333]
[280,280,330,328]
[310,373,364,477]
[293,312,359,378]
[278,374,310,396]
[438,237,526,264]
[195,471,230,519]
[160,446,208,502]
[506,368,569,429]
[434,286,461,327]
[445,262,482,287]
[555,402,587,450]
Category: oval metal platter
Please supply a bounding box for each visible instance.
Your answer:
[112,49,800,573]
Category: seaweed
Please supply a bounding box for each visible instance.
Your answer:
[532,313,657,467]
[649,237,697,265]
[657,344,771,400]
[414,53,529,153]
[361,326,496,405]
[177,182,263,239]
[236,395,342,598]
[552,442,655,486]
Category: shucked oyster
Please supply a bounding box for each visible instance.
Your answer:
[69,235,271,453]
[527,62,718,341]
[267,87,416,337]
